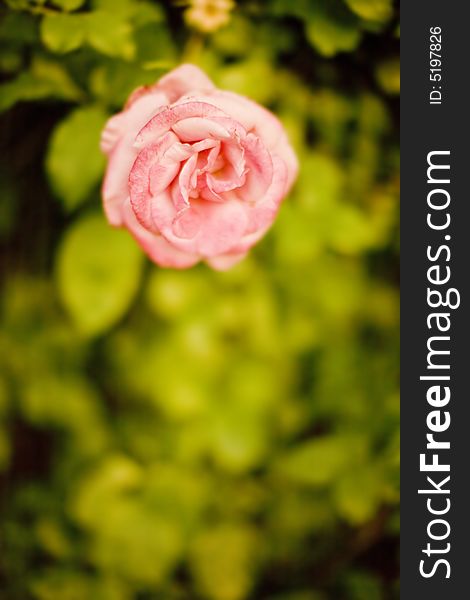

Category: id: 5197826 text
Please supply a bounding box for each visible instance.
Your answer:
[429,26,442,105]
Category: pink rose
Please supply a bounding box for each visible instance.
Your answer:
[100,64,298,270]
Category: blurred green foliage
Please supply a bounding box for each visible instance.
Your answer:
[0,0,399,598]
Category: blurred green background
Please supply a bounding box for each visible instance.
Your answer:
[0,0,399,598]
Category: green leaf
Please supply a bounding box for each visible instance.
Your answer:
[40,14,86,54]
[51,0,86,11]
[4,0,32,9]
[92,0,164,25]
[91,0,134,12]
[277,435,367,486]
[190,524,259,600]
[0,73,59,112]
[0,58,82,112]
[56,214,143,336]
[327,204,375,254]
[344,0,393,23]
[89,61,160,108]
[46,105,107,210]
[306,2,361,56]
[332,467,383,524]
[86,11,136,60]
[375,58,400,95]
[131,2,165,27]
[41,8,138,60]
[343,571,383,600]
[0,12,38,45]
[32,56,84,98]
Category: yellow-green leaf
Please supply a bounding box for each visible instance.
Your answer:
[40,14,86,54]
[344,0,393,23]
[86,11,135,60]
[306,1,361,57]
[46,105,107,210]
[56,214,143,336]
[51,0,86,10]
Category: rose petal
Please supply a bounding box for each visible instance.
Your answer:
[228,156,288,253]
[163,138,218,163]
[205,144,222,172]
[125,85,154,109]
[236,133,273,202]
[199,182,224,203]
[123,198,200,268]
[183,90,284,149]
[222,139,246,178]
[102,92,171,224]
[152,193,248,256]
[172,206,202,239]
[102,134,139,225]
[172,113,247,141]
[204,137,247,195]
[206,251,248,271]
[272,132,299,192]
[128,131,180,230]
[100,113,127,156]
[155,64,215,103]
[194,199,248,255]
[135,102,228,148]
[173,92,298,194]
[172,117,232,142]
[100,91,168,156]
[174,153,198,212]
[206,174,245,195]
[206,165,245,195]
